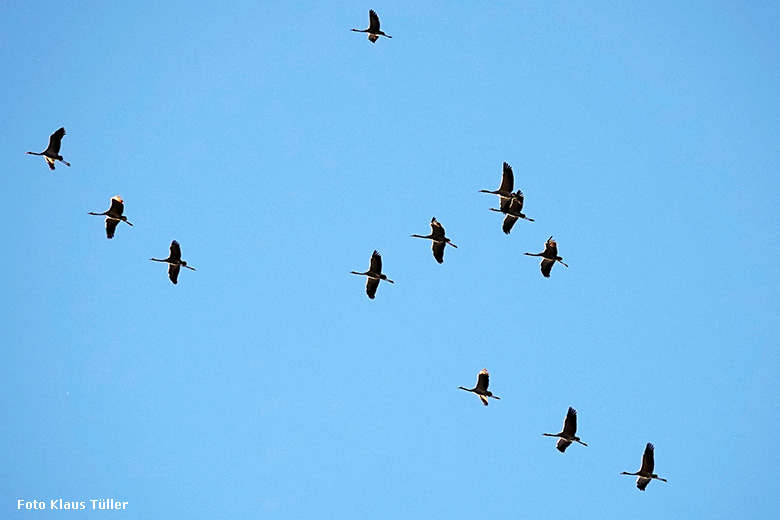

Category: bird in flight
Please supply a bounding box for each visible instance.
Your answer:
[524,236,568,277]
[88,196,133,239]
[351,250,394,299]
[543,407,588,452]
[480,162,520,207]
[352,9,392,43]
[150,240,196,284]
[489,189,534,234]
[27,127,71,170]
[621,443,668,491]
[411,217,458,264]
[458,368,500,406]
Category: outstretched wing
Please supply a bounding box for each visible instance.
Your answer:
[106,218,119,239]
[499,162,514,193]
[366,277,379,299]
[368,9,381,31]
[430,218,446,240]
[46,127,65,155]
[109,196,124,217]
[544,237,558,257]
[432,241,445,264]
[563,407,578,436]
[556,438,573,453]
[541,258,554,277]
[476,369,490,392]
[502,215,518,235]
[168,264,181,284]
[369,250,382,275]
[170,241,182,262]
[641,443,656,474]
[636,476,651,491]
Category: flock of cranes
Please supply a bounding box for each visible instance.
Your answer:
[347,10,667,492]
[30,129,191,285]
[456,368,667,490]
[24,9,668,494]
[347,159,570,298]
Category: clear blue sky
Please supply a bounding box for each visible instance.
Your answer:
[2,1,779,518]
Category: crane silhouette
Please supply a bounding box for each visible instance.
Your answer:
[621,443,668,491]
[27,127,71,170]
[458,368,500,406]
[543,407,588,452]
[489,189,534,234]
[524,236,568,277]
[88,196,133,239]
[351,10,392,43]
[351,250,394,299]
[411,217,457,263]
[480,162,520,206]
[150,241,196,284]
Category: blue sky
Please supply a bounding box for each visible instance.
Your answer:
[2,1,779,518]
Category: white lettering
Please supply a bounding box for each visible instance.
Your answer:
[20,500,46,510]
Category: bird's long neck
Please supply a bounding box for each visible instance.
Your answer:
[27,151,44,156]
[88,212,106,216]
[524,252,543,257]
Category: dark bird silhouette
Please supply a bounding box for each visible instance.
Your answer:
[458,368,500,406]
[621,443,668,491]
[411,217,457,263]
[543,407,588,452]
[150,240,196,284]
[351,10,392,42]
[88,196,133,239]
[480,162,519,206]
[524,236,568,277]
[351,250,394,299]
[489,190,534,234]
[27,127,71,170]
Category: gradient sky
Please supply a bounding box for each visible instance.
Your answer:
[2,1,779,518]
